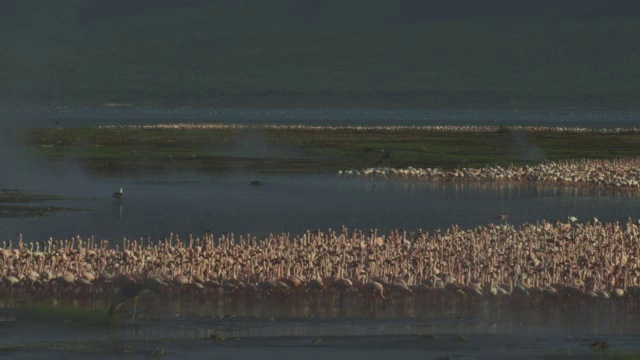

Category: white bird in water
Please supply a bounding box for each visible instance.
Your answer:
[569,216,578,223]
[112,188,123,199]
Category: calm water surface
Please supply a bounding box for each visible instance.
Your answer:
[0,175,638,242]
[1,299,639,359]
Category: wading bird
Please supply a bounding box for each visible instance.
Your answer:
[112,188,123,199]
[107,282,152,321]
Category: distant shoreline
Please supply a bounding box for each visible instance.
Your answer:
[3,105,640,133]
[3,102,640,114]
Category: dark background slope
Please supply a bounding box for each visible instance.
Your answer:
[1,1,639,109]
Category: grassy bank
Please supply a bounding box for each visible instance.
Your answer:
[25,126,640,176]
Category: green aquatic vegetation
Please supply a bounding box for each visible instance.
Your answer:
[25,127,640,175]
[27,128,235,158]
[16,303,109,325]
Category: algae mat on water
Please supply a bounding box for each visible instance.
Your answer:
[25,126,640,176]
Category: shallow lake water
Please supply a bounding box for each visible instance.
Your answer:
[1,175,639,243]
[1,297,640,359]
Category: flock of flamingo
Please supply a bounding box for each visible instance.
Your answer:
[341,158,640,192]
[1,218,640,307]
[97,123,640,134]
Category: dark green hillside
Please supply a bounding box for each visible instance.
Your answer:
[1,1,639,109]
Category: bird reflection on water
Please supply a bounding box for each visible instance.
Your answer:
[111,202,124,220]
[107,281,153,321]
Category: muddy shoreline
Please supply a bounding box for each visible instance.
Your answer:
[0,190,92,218]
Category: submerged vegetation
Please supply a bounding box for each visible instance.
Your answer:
[0,190,90,217]
[14,302,108,325]
[25,125,640,176]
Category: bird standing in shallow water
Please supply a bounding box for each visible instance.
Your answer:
[107,282,152,321]
[496,210,509,224]
[112,188,123,199]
